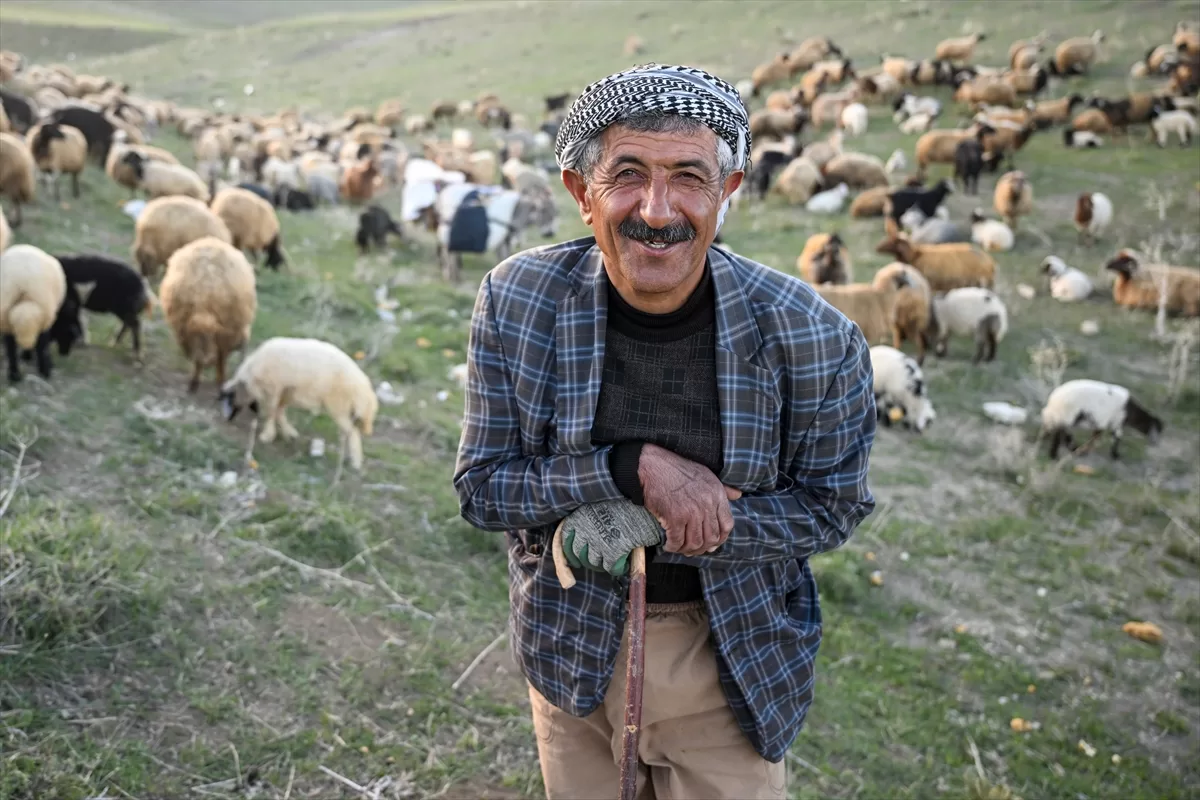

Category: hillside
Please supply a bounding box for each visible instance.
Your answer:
[1,1,1199,799]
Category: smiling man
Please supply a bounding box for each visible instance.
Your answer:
[454,64,878,799]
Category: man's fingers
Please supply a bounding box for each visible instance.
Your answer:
[725,485,742,501]
[683,519,708,557]
[663,519,686,553]
[717,497,735,538]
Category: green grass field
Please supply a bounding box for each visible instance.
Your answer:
[1,1,1199,798]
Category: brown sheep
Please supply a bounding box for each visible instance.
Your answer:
[772,156,824,204]
[822,152,889,189]
[1009,32,1048,66]
[1002,65,1049,96]
[979,121,1037,170]
[210,187,285,270]
[132,195,232,279]
[1012,45,1043,72]
[1175,22,1199,59]
[936,33,987,64]
[882,56,915,84]
[1050,31,1105,76]
[873,261,934,364]
[749,108,808,140]
[814,270,911,344]
[1105,250,1200,317]
[1072,108,1114,134]
[752,54,792,96]
[788,37,843,75]
[993,170,1033,230]
[955,77,1018,108]
[765,90,797,112]
[850,185,891,217]
[797,233,853,285]
[1032,94,1085,127]
[875,235,996,292]
[26,122,87,202]
[914,128,976,175]
[340,158,379,204]
[799,130,844,171]
[0,131,36,227]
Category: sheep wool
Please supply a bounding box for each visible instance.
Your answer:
[870,344,936,433]
[0,131,35,226]
[210,187,285,270]
[970,212,1015,252]
[0,244,66,351]
[806,182,850,214]
[873,262,933,364]
[221,337,379,471]
[159,236,257,393]
[26,122,87,201]
[930,286,1008,363]
[133,195,232,278]
[1041,256,1093,302]
[1041,379,1162,460]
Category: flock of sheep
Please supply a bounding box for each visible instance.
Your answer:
[727,21,1199,458]
[0,19,1198,474]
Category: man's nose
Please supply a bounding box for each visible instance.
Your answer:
[640,173,674,229]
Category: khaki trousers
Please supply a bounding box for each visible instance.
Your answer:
[528,601,787,800]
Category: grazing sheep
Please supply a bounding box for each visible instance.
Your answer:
[910,216,971,245]
[969,210,1014,252]
[888,178,954,223]
[26,121,87,202]
[0,88,34,134]
[1033,94,1085,127]
[849,185,891,218]
[219,336,378,472]
[978,121,1037,171]
[1009,32,1049,66]
[911,58,953,86]
[822,152,888,189]
[210,187,285,271]
[953,137,984,195]
[1063,129,1104,148]
[937,32,987,64]
[772,156,823,204]
[1048,30,1105,76]
[1073,192,1112,245]
[993,170,1033,230]
[751,54,793,96]
[1041,255,1094,302]
[159,236,257,394]
[106,141,180,194]
[1105,250,1200,317]
[749,107,808,140]
[876,235,996,292]
[870,344,936,432]
[356,205,403,254]
[929,286,1008,363]
[789,37,843,73]
[814,269,910,345]
[123,151,209,202]
[745,149,793,200]
[275,185,315,211]
[799,129,844,171]
[899,112,936,134]
[1040,379,1162,460]
[0,131,35,227]
[132,195,232,279]
[954,77,1018,109]
[0,244,70,382]
[914,128,976,175]
[340,158,379,204]
[1148,107,1197,147]
[873,262,934,364]
[881,55,917,84]
[51,252,156,362]
[45,105,115,164]
[839,102,869,136]
[806,182,850,214]
[797,232,853,285]
[1002,65,1050,96]
[893,92,942,122]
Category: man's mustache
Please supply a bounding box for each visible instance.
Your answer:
[618,215,696,244]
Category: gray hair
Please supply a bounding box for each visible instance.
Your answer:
[566,112,737,187]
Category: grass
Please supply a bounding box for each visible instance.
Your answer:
[1,0,1199,798]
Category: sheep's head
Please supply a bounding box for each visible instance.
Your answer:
[121,150,146,179]
[30,123,65,161]
[1104,251,1140,277]
[969,208,986,224]
[218,380,259,422]
[1041,255,1067,276]
[49,284,84,357]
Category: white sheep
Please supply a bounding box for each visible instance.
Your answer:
[805,182,849,214]
[1062,129,1104,148]
[0,244,68,382]
[893,93,942,122]
[969,209,1014,252]
[1040,255,1093,302]
[930,287,1008,363]
[220,336,379,473]
[1040,379,1163,460]
[885,148,907,174]
[840,102,869,137]
[1149,108,1196,147]
[127,153,210,202]
[869,344,936,433]
[1073,191,1112,244]
[899,112,936,134]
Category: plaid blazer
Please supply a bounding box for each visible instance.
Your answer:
[453,236,877,763]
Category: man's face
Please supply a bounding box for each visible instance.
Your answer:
[563,124,742,311]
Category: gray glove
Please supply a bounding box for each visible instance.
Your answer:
[561,499,665,577]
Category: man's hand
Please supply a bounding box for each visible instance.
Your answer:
[561,499,665,576]
[638,444,741,557]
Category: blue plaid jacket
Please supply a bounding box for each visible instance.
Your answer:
[453,237,876,763]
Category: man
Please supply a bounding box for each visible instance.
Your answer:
[454,64,876,799]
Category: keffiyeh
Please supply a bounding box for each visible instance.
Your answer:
[554,63,752,176]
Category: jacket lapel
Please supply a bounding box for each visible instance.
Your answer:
[709,248,782,491]
[554,244,607,454]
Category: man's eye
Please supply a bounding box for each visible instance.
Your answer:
[618,169,640,179]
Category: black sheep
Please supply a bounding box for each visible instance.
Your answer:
[6,293,80,383]
[29,123,83,200]
[544,93,572,113]
[356,205,402,254]
[887,178,954,223]
[274,185,315,211]
[237,182,274,203]
[50,253,155,363]
[747,150,792,200]
[953,139,984,195]
[0,88,35,134]
[46,106,116,165]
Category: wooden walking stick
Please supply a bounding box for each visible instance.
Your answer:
[552,521,647,800]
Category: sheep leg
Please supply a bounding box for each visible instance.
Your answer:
[348,426,364,471]
[187,360,203,393]
[129,319,143,365]
[52,170,61,203]
[331,430,348,487]
[276,407,300,440]
[986,326,998,362]
[1048,428,1064,459]
[257,391,281,443]
[914,331,927,366]
[71,171,80,199]
[11,202,21,228]
[113,323,128,346]
[1110,432,1122,459]
[214,349,228,394]
[3,335,20,383]
[34,332,53,379]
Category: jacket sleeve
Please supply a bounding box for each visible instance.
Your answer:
[704,329,877,564]
[453,274,625,532]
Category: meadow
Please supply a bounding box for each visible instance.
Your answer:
[0,1,1198,798]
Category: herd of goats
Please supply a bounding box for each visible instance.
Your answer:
[0,18,1198,472]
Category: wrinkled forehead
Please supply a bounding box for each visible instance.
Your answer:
[598,123,722,175]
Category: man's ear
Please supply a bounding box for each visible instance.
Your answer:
[721,170,745,202]
[561,168,593,226]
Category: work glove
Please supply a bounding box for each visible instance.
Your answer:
[560,499,665,577]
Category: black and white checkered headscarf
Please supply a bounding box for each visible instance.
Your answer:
[554,63,752,175]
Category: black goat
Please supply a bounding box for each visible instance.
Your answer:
[0,88,35,133]
[46,106,116,164]
[887,178,954,223]
[953,138,984,195]
[355,205,403,254]
[544,93,572,113]
[51,253,155,362]
[274,185,315,211]
[5,291,80,383]
[747,150,793,200]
